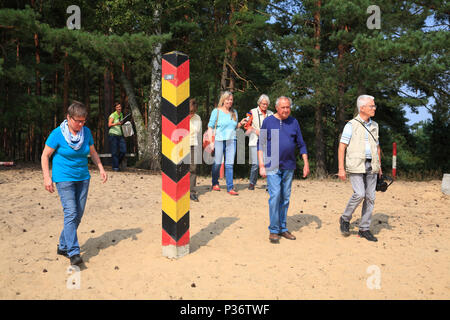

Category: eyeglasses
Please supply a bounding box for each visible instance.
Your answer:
[365,105,377,109]
[70,117,86,125]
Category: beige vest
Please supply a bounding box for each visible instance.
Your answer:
[345,115,380,174]
[248,107,273,146]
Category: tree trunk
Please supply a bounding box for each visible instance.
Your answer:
[34,33,41,96]
[332,34,349,173]
[104,65,113,153]
[146,2,162,170]
[84,70,90,114]
[220,40,230,92]
[110,61,115,105]
[63,51,69,115]
[119,71,149,164]
[205,86,210,129]
[54,70,58,127]
[141,88,147,128]
[97,78,103,151]
[229,1,237,92]
[34,32,42,162]
[313,0,326,178]
[121,62,127,109]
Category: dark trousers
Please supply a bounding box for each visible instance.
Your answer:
[190,146,197,194]
[109,135,126,169]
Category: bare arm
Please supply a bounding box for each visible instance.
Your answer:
[258,150,266,178]
[377,145,382,177]
[237,117,248,129]
[302,153,310,178]
[338,142,347,181]
[207,126,215,151]
[41,145,55,193]
[108,116,122,128]
[90,145,108,183]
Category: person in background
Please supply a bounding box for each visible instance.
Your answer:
[189,99,202,202]
[207,91,247,196]
[41,101,107,266]
[246,94,273,190]
[338,94,382,242]
[108,102,127,171]
[258,96,309,243]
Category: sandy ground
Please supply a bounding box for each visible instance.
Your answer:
[0,165,449,300]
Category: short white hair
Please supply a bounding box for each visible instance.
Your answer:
[257,94,270,106]
[275,96,292,107]
[356,95,374,112]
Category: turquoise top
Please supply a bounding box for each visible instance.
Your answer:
[207,108,238,141]
[45,127,94,182]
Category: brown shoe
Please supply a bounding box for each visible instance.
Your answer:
[269,233,280,243]
[279,231,296,240]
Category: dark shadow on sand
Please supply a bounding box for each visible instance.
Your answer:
[196,184,213,197]
[195,183,249,196]
[349,213,393,235]
[190,217,239,253]
[195,182,268,198]
[80,228,142,263]
[288,213,322,232]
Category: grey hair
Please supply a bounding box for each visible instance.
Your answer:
[68,100,88,118]
[356,95,374,112]
[275,96,292,107]
[257,94,270,106]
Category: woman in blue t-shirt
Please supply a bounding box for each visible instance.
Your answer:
[207,91,248,195]
[41,101,107,266]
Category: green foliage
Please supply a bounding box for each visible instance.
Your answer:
[0,1,448,178]
[268,0,448,177]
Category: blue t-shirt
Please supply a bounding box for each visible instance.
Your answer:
[257,115,307,171]
[45,127,94,182]
[207,108,238,141]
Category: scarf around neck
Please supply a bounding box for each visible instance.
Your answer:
[60,119,85,150]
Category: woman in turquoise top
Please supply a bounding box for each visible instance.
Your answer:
[41,101,107,266]
[207,91,247,195]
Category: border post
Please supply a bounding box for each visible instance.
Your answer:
[161,51,190,258]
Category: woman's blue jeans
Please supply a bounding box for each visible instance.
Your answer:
[212,139,236,192]
[266,169,294,234]
[56,179,90,257]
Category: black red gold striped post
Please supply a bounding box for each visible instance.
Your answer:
[161,51,190,258]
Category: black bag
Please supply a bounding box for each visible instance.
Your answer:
[376,175,393,192]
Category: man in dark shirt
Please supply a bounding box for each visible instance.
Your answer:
[258,96,310,243]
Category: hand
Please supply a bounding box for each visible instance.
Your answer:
[100,169,108,183]
[338,168,346,181]
[259,166,266,178]
[378,167,383,178]
[303,163,310,178]
[210,142,215,152]
[44,176,54,193]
